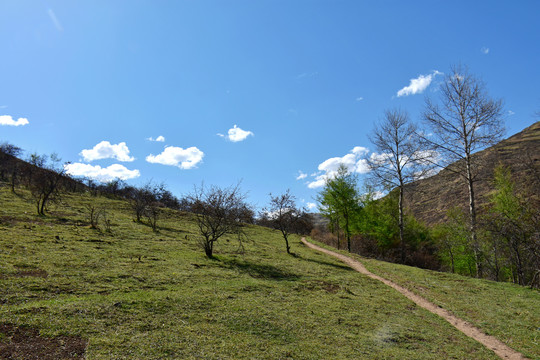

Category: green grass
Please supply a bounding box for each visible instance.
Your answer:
[0,185,532,359]
[307,240,540,359]
[358,255,540,359]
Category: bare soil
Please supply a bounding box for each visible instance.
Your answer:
[0,323,87,359]
[301,238,529,360]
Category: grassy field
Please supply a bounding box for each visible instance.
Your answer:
[0,185,536,359]
[358,254,540,359]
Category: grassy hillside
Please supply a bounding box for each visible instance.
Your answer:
[0,186,537,359]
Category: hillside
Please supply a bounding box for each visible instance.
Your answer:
[0,186,538,359]
[404,121,540,226]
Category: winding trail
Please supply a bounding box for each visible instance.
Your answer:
[301,238,528,360]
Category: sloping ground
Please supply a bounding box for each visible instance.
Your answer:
[0,186,538,359]
[302,239,531,360]
[405,121,540,226]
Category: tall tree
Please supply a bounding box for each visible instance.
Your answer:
[368,109,433,263]
[423,65,505,277]
[317,164,361,252]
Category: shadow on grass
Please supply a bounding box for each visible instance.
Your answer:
[297,255,353,272]
[155,225,190,235]
[221,258,300,281]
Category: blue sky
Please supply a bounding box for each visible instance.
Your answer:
[1,1,539,210]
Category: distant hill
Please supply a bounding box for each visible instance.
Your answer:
[404,121,540,226]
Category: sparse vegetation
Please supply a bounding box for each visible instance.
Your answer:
[1,185,526,359]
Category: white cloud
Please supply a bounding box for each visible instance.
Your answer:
[356,97,364,101]
[0,115,29,126]
[80,141,135,162]
[296,171,308,180]
[307,177,327,189]
[65,163,140,183]
[218,125,254,142]
[397,70,441,97]
[508,110,515,116]
[352,146,369,156]
[481,47,490,54]
[307,147,371,189]
[146,146,204,169]
[147,135,165,142]
[372,191,386,200]
[306,202,317,210]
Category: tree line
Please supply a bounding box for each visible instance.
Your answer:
[313,65,539,287]
[0,147,312,258]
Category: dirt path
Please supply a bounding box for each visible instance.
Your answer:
[301,238,529,360]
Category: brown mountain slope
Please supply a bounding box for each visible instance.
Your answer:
[404,121,540,226]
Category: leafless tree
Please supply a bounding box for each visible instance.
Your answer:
[422,65,505,277]
[85,203,103,229]
[28,154,68,215]
[0,142,23,193]
[188,183,250,258]
[130,182,167,231]
[368,108,434,263]
[263,190,305,254]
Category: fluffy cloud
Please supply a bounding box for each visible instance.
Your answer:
[218,125,254,142]
[296,171,308,180]
[146,146,204,169]
[65,163,140,183]
[307,146,370,189]
[147,135,165,142]
[0,115,29,126]
[306,202,317,211]
[80,141,134,162]
[397,70,441,97]
[481,47,490,54]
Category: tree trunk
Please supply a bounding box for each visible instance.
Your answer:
[336,219,341,250]
[345,215,351,252]
[512,238,525,285]
[466,157,481,278]
[10,166,17,193]
[204,238,214,258]
[398,185,405,263]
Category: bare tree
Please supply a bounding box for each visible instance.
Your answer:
[85,203,103,229]
[28,153,67,215]
[368,109,434,263]
[263,190,305,254]
[0,142,23,192]
[423,65,505,277]
[188,183,250,258]
[130,182,167,231]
